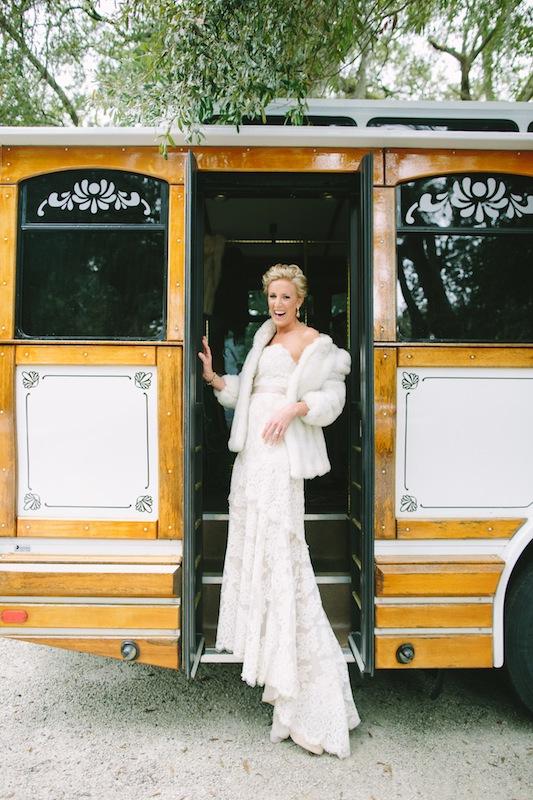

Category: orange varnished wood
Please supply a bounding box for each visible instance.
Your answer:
[0,566,181,597]
[157,346,183,539]
[0,603,180,629]
[0,185,17,339]
[374,348,396,539]
[16,520,157,539]
[375,634,492,668]
[375,555,504,597]
[375,602,492,629]
[397,518,526,539]
[167,185,185,341]
[398,346,533,367]
[15,345,156,365]
[0,554,180,564]
[6,635,180,669]
[373,187,396,341]
[0,345,15,536]
[190,147,384,183]
[385,149,533,186]
[1,147,184,184]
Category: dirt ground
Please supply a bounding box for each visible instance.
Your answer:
[0,638,532,800]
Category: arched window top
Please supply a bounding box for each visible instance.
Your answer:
[398,173,533,231]
[22,168,166,226]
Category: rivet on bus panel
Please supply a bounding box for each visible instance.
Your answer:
[470,354,475,359]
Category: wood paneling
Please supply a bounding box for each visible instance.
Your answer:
[0,565,181,597]
[1,147,184,184]
[374,348,396,539]
[0,345,15,536]
[397,518,525,539]
[375,555,504,597]
[373,187,396,341]
[375,633,492,668]
[398,346,533,367]
[190,147,384,183]
[7,635,180,669]
[0,554,180,564]
[16,520,157,539]
[375,602,492,628]
[0,603,180,629]
[167,185,185,341]
[15,345,156,365]
[157,346,183,539]
[385,149,533,186]
[0,185,17,339]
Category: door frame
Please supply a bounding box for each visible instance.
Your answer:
[182,160,375,675]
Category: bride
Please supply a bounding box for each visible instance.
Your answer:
[198,263,360,758]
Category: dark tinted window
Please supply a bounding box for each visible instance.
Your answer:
[210,114,356,126]
[528,121,533,132]
[397,173,533,342]
[368,117,518,132]
[17,169,167,339]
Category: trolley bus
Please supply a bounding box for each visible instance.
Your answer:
[1,99,533,713]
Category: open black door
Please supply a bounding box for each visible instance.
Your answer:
[183,151,205,678]
[348,153,375,675]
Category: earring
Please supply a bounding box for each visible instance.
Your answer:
[296,307,301,318]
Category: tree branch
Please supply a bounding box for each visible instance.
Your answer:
[517,70,533,101]
[0,9,79,124]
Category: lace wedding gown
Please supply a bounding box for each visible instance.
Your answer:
[215,343,360,758]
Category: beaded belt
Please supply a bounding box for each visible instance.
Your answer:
[251,385,286,395]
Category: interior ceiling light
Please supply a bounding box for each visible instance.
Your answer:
[214,193,226,201]
[322,192,334,200]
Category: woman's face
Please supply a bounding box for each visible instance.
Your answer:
[267,279,300,328]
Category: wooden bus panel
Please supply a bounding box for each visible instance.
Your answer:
[0,344,15,536]
[373,186,396,342]
[385,149,533,186]
[375,633,492,668]
[375,555,504,597]
[0,185,17,340]
[0,147,185,184]
[396,518,525,539]
[6,635,180,669]
[374,348,396,539]
[375,602,492,629]
[0,602,180,629]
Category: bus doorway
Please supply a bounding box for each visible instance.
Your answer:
[183,163,374,676]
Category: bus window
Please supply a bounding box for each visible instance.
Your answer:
[16,169,168,339]
[396,173,533,342]
[368,117,519,132]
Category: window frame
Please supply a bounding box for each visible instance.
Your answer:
[15,168,169,341]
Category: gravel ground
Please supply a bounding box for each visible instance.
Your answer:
[0,638,532,800]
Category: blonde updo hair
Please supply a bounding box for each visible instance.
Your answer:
[261,263,307,301]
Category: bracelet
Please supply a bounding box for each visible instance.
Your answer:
[204,372,218,386]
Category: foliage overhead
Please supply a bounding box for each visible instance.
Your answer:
[0,0,531,130]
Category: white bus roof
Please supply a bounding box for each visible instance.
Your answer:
[1,100,531,149]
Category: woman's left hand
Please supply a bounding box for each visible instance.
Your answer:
[262,403,299,445]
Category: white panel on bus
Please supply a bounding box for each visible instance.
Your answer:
[396,367,533,516]
[15,365,159,521]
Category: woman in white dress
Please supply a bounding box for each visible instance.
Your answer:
[198,264,360,758]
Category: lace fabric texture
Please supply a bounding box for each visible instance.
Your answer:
[215,345,360,758]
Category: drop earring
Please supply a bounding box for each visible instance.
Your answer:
[296,307,301,318]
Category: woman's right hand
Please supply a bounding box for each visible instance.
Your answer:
[198,335,215,380]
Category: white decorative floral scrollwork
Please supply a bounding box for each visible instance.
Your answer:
[22,370,40,389]
[24,492,41,511]
[401,371,419,390]
[405,176,533,227]
[134,371,152,390]
[400,494,418,512]
[37,178,151,218]
[135,495,153,513]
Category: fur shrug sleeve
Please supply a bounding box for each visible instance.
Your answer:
[300,347,351,427]
[213,373,240,409]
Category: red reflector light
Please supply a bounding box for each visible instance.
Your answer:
[1,609,28,623]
